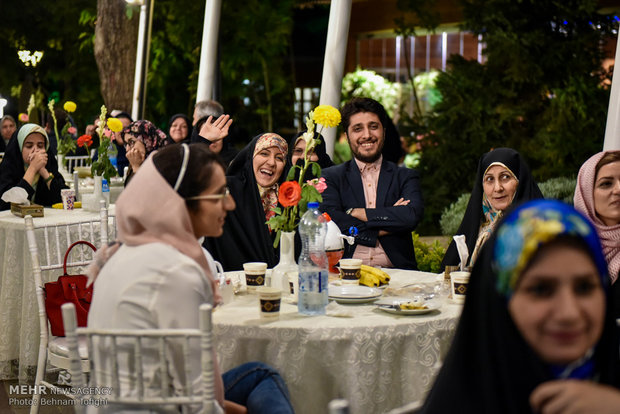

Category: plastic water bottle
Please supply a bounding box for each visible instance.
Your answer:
[107,142,118,169]
[298,202,329,315]
[101,178,110,207]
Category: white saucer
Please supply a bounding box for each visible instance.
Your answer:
[328,285,383,304]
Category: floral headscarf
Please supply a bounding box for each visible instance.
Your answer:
[121,120,168,156]
[252,132,288,158]
[492,199,608,298]
[252,133,288,222]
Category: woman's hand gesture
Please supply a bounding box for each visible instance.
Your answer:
[126,146,146,173]
[28,150,48,174]
[530,379,620,414]
[199,114,233,142]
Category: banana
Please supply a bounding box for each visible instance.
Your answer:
[360,265,390,285]
[359,271,380,287]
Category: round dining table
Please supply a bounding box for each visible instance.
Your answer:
[213,269,462,414]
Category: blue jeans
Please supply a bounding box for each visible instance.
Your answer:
[223,362,295,414]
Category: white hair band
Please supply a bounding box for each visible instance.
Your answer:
[174,143,190,191]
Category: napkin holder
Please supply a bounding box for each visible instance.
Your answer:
[10,203,44,218]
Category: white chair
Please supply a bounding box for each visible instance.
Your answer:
[61,302,217,414]
[64,155,91,173]
[25,201,111,414]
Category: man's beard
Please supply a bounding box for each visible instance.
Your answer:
[351,140,384,163]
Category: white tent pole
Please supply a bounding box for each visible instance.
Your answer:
[196,0,222,103]
[318,0,352,157]
[604,30,620,150]
[131,2,148,121]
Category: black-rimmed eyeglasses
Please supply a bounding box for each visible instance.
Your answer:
[185,187,230,201]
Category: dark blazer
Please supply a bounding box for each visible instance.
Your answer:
[321,158,423,269]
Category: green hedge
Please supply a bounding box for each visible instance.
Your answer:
[412,233,446,273]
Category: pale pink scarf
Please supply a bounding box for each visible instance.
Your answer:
[574,151,620,283]
[87,154,225,406]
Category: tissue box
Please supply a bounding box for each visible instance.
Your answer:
[10,203,44,218]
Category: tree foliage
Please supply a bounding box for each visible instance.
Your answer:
[0,0,103,127]
[1,0,300,141]
[402,0,616,234]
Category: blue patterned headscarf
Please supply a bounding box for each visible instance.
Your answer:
[492,199,608,299]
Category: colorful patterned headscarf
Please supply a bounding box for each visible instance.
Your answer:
[252,133,288,159]
[121,120,168,156]
[492,199,608,298]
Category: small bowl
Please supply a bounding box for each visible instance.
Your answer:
[74,166,92,178]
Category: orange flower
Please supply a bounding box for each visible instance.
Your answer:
[77,134,93,148]
[278,181,302,207]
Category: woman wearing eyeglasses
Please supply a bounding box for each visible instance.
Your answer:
[204,133,291,271]
[87,143,294,413]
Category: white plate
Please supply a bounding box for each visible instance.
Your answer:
[328,285,383,304]
[377,301,441,315]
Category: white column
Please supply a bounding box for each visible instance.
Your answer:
[196,0,222,103]
[131,2,148,121]
[319,0,352,157]
[604,31,620,150]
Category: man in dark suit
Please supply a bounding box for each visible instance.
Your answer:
[321,98,423,269]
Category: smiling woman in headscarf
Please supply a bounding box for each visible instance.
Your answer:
[0,123,67,210]
[420,199,620,414]
[166,113,191,145]
[120,120,169,186]
[442,148,543,269]
[203,133,290,271]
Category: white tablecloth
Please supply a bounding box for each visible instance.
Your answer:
[213,270,462,414]
[0,207,116,382]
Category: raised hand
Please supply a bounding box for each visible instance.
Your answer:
[199,114,233,142]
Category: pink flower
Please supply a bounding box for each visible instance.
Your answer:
[18,113,28,122]
[67,126,77,135]
[307,177,327,193]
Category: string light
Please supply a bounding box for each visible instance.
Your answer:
[17,50,44,67]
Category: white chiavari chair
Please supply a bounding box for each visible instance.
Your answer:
[61,303,217,414]
[25,200,111,414]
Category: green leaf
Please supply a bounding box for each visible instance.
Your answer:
[311,162,321,178]
[286,165,300,181]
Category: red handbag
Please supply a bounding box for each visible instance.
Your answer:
[44,241,96,337]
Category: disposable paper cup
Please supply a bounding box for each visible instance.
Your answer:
[243,262,267,291]
[451,271,471,304]
[257,287,281,319]
[339,258,363,284]
[61,189,76,210]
